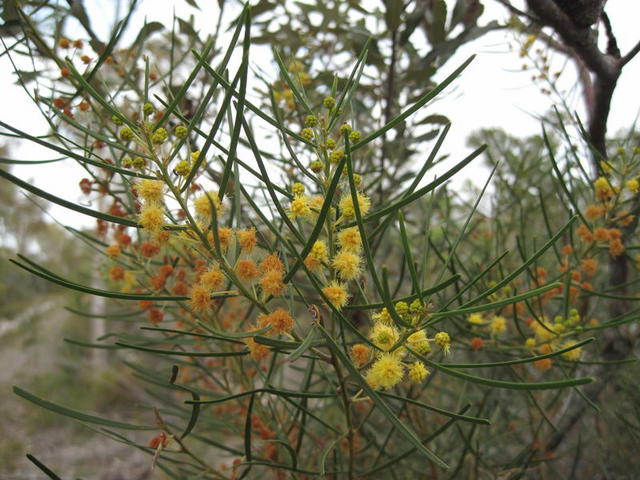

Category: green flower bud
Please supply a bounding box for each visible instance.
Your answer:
[409,299,423,314]
[326,138,337,150]
[339,122,352,135]
[310,160,323,173]
[349,130,361,143]
[323,96,336,109]
[305,115,317,127]
[175,125,188,139]
[330,150,344,164]
[292,182,305,196]
[112,115,123,126]
[151,128,168,144]
[120,127,134,141]
[175,160,191,176]
[395,301,409,318]
[132,156,146,169]
[301,128,314,141]
[143,102,155,116]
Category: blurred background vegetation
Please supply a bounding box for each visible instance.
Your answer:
[1,0,640,478]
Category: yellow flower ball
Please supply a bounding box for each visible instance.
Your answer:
[407,330,431,355]
[408,361,429,383]
[289,195,312,219]
[194,191,222,219]
[490,315,507,335]
[322,282,349,310]
[137,179,165,204]
[339,193,371,220]
[139,205,164,231]
[365,354,404,390]
[332,251,362,281]
[337,226,362,253]
[370,321,400,351]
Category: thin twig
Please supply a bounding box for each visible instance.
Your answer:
[600,11,620,58]
[620,38,640,67]
[494,0,539,23]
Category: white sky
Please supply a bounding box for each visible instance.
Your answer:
[1,0,639,230]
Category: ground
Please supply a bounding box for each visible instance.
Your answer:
[0,294,162,479]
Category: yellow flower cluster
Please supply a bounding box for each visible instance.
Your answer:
[322,282,349,309]
[137,179,167,232]
[194,190,223,220]
[338,192,371,220]
[365,354,405,390]
[137,179,165,204]
[139,205,164,231]
[356,299,449,390]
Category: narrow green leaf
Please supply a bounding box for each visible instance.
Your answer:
[272,49,313,115]
[194,51,309,145]
[0,156,64,164]
[435,161,498,291]
[64,338,123,350]
[344,275,459,310]
[411,350,594,390]
[344,136,389,315]
[417,114,450,125]
[14,387,155,430]
[428,282,561,322]
[187,388,336,405]
[459,216,577,310]
[239,117,304,244]
[351,55,474,151]
[219,13,250,200]
[115,342,248,357]
[378,391,490,425]
[320,433,346,477]
[154,8,247,130]
[440,251,509,310]
[195,321,272,339]
[64,306,142,319]
[543,125,589,226]
[154,93,293,198]
[0,121,153,179]
[10,257,194,301]
[170,366,201,440]
[26,454,62,480]
[245,393,255,461]
[0,168,139,227]
[328,41,369,130]
[442,337,594,368]
[180,68,242,193]
[398,212,423,301]
[80,3,137,95]
[132,20,164,47]
[140,326,245,344]
[575,283,640,301]
[267,87,319,186]
[356,144,485,225]
[289,327,317,362]
[363,405,471,475]
[64,60,138,131]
